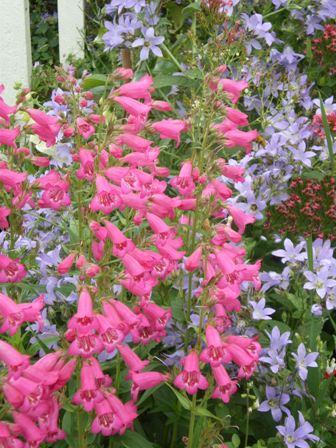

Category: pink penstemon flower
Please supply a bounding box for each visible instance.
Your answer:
[90,174,121,214]
[151,118,188,147]
[72,362,104,412]
[0,254,27,283]
[174,351,209,395]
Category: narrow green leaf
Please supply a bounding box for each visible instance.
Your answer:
[319,93,334,171]
[306,236,314,271]
[194,406,223,422]
[165,383,192,410]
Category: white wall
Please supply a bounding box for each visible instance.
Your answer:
[0,0,32,104]
[58,0,85,64]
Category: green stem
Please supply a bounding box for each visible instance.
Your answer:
[170,401,181,448]
[187,394,197,448]
[244,383,250,448]
[161,43,185,73]
[263,7,286,18]
[77,410,86,448]
[306,236,314,271]
[187,195,200,317]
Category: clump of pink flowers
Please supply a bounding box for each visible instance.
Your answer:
[0,63,261,446]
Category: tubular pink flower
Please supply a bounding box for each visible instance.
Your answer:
[130,371,168,402]
[115,133,153,152]
[72,362,104,412]
[13,412,46,446]
[68,288,99,335]
[0,127,20,147]
[28,108,61,146]
[113,96,151,118]
[152,119,187,147]
[0,168,27,190]
[117,344,149,373]
[96,314,124,352]
[0,255,26,283]
[90,175,121,214]
[0,96,16,124]
[174,351,209,395]
[200,325,232,367]
[115,74,153,100]
[0,340,30,379]
[227,205,255,234]
[57,253,75,274]
[142,302,172,330]
[211,365,237,403]
[0,206,10,229]
[76,148,95,181]
[76,117,95,139]
[184,247,202,272]
[225,107,249,125]
[103,220,135,257]
[223,128,258,154]
[217,79,248,103]
[92,399,123,436]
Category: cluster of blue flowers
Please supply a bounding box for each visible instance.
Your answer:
[103,0,165,60]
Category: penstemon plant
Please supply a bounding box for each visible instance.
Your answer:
[0,61,262,448]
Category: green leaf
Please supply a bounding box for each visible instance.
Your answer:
[319,93,334,171]
[171,295,184,322]
[232,434,241,448]
[194,406,223,422]
[136,382,164,406]
[82,74,109,90]
[302,170,325,181]
[119,430,156,448]
[165,383,191,410]
[153,74,197,89]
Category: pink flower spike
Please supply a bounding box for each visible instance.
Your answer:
[174,351,209,395]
